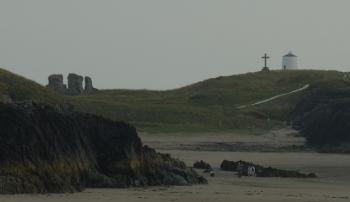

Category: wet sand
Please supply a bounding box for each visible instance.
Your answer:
[141,128,307,152]
[1,129,349,202]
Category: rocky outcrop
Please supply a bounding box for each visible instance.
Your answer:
[220,160,316,178]
[47,74,67,94]
[291,81,350,150]
[47,73,97,96]
[0,102,206,194]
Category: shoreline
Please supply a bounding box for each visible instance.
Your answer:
[1,128,349,201]
[1,150,349,202]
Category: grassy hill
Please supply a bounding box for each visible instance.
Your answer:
[0,67,348,133]
[67,70,349,132]
[0,68,62,104]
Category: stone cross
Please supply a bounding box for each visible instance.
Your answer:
[262,53,270,68]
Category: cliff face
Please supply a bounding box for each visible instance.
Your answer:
[0,102,205,194]
[291,81,350,148]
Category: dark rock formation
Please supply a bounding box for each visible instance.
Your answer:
[220,160,316,178]
[47,74,67,94]
[84,76,97,94]
[193,161,212,170]
[68,73,84,95]
[141,146,207,186]
[291,81,350,151]
[0,102,206,194]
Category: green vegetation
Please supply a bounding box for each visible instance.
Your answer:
[0,68,62,104]
[291,79,350,152]
[0,67,348,133]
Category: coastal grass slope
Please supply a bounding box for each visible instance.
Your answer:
[70,70,348,132]
[0,68,62,104]
[0,67,348,133]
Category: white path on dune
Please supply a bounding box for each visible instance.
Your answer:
[237,84,310,109]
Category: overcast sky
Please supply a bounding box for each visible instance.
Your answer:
[0,0,350,90]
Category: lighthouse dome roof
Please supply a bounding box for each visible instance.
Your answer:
[284,52,297,57]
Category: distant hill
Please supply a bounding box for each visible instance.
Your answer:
[0,67,348,133]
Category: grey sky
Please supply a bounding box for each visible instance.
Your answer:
[0,0,349,90]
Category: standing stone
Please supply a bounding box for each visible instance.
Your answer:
[47,74,67,94]
[68,73,84,95]
[84,76,97,94]
[47,73,98,95]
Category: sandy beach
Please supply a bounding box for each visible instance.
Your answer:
[1,129,349,202]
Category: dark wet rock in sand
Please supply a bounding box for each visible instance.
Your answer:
[193,160,212,170]
[220,160,317,178]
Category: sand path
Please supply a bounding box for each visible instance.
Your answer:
[237,84,310,109]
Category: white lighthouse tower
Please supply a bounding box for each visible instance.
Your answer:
[282,52,298,70]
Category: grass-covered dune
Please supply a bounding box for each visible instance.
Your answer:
[0,67,348,133]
